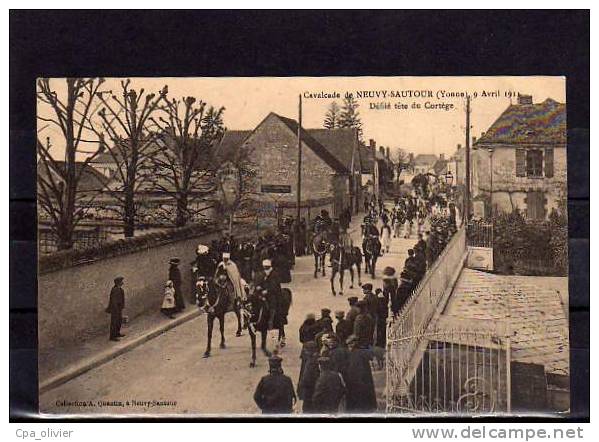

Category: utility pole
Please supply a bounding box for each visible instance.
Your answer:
[296,94,303,223]
[464,95,471,222]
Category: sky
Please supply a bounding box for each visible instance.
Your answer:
[37,76,566,160]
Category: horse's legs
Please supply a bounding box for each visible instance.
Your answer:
[338,268,344,295]
[219,314,226,349]
[330,269,337,296]
[260,330,270,357]
[204,314,214,357]
[357,262,362,286]
[313,254,318,278]
[349,266,355,289]
[278,326,286,347]
[371,257,377,279]
[249,328,257,367]
[235,309,242,336]
[321,254,326,277]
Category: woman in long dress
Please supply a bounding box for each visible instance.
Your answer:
[380,222,392,254]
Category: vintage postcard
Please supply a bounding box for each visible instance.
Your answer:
[37,76,568,416]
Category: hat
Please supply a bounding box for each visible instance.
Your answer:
[262,259,272,266]
[321,308,331,317]
[114,276,124,284]
[346,334,358,345]
[222,252,231,259]
[362,283,373,291]
[197,244,209,255]
[334,310,345,319]
[268,355,283,369]
[348,296,358,305]
[306,313,316,320]
[169,258,180,265]
[382,266,396,277]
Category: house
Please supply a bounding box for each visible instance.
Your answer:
[447,144,466,187]
[214,112,362,225]
[472,95,566,219]
[413,153,439,175]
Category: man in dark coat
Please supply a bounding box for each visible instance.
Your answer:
[106,276,125,341]
[334,311,353,347]
[353,300,375,348]
[346,296,360,328]
[297,342,319,413]
[361,283,378,320]
[254,259,286,344]
[168,258,185,312]
[403,249,420,283]
[344,335,378,413]
[254,355,296,414]
[375,289,388,348]
[312,356,346,414]
[299,313,319,344]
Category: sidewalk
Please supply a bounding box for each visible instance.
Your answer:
[39,306,202,394]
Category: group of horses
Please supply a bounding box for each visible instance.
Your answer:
[194,272,292,368]
[311,229,382,296]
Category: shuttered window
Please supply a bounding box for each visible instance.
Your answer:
[526,149,543,177]
[545,148,554,178]
[515,148,526,177]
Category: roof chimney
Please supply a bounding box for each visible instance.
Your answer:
[517,94,533,105]
[379,146,385,156]
[457,144,462,150]
[472,136,477,145]
[439,153,445,161]
[369,139,376,150]
[386,147,390,159]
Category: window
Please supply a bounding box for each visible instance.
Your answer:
[526,149,543,177]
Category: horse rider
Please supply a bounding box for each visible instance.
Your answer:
[192,244,217,306]
[362,217,380,241]
[215,251,246,303]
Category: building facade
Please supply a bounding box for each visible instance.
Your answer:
[472,96,567,219]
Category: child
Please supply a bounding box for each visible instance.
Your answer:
[161,280,177,319]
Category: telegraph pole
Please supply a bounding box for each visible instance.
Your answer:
[296,94,303,223]
[464,95,471,222]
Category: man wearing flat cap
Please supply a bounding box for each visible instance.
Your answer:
[106,276,126,341]
[253,354,296,414]
[361,283,378,320]
[168,258,185,312]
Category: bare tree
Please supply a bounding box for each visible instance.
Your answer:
[149,96,226,227]
[37,78,106,250]
[93,80,167,237]
[215,140,258,233]
[391,147,411,185]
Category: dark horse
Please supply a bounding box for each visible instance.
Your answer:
[242,286,293,368]
[329,242,362,296]
[362,235,382,279]
[196,274,243,358]
[312,231,329,278]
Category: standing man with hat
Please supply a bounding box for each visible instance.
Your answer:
[312,356,346,414]
[168,258,184,312]
[253,354,297,414]
[382,266,399,320]
[106,276,126,341]
[361,283,378,320]
[353,300,375,348]
[346,296,360,329]
[254,258,286,347]
[334,311,353,348]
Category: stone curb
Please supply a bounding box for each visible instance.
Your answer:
[39,309,202,395]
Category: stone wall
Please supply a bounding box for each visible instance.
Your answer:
[472,144,567,216]
[38,229,222,352]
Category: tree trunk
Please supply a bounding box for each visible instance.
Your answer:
[123,188,136,237]
[176,194,189,227]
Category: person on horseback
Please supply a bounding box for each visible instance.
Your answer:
[215,252,246,303]
[362,218,381,278]
[254,259,287,348]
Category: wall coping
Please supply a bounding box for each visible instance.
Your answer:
[39,223,222,275]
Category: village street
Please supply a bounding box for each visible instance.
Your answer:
[40,205,421,416]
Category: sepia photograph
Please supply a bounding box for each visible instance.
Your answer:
[34,76,570,417]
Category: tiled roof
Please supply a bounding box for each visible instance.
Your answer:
[359,145,375,173]
[439,269,569,375]
[309,127,358,172]
[274,113,348,173]
[213,130,252,162]
[38,160,109,192]
[476,98,566,145]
